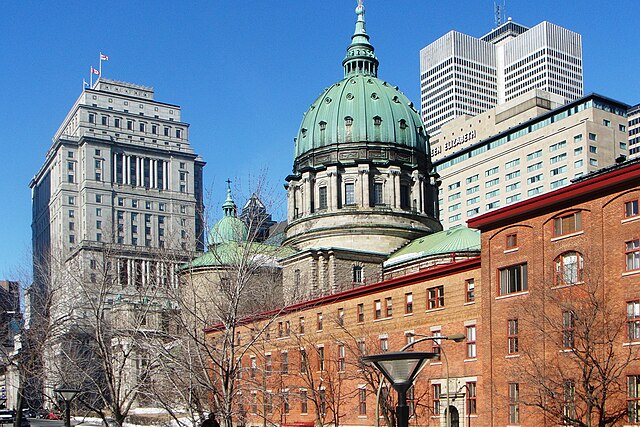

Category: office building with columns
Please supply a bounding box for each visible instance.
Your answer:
[30,78,204,405]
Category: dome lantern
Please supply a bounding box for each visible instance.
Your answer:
[342,0,379,78]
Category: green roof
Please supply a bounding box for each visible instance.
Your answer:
[384,226,480,267]
[183,241,296,269]
[293,1,427,161]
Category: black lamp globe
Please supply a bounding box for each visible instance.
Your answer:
[363,352,437,427]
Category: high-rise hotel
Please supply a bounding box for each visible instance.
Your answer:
[420,19,583,136]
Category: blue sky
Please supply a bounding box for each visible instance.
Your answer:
[1,0,639,280]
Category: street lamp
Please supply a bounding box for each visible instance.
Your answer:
[363,352,437,427]
[372,333,465,427]
[54,387,81,427]
[409,333,464,427]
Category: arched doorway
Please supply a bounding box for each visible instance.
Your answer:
[445,405,459,427]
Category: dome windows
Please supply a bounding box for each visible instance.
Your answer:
[399,119,408,130]
[319,121,327,131]
[373,116,382,126]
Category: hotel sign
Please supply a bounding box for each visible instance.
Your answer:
[431,130,477,157]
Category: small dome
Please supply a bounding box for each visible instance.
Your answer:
[207,182,249,245]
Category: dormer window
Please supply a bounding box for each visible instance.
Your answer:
[319,121,327,131]
[399,119,407,130]
[344,116,353,126]
[373,116,382,126]
[301,128,307,138]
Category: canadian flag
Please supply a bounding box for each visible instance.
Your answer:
[100,53,109,61]
[91,67,100,75]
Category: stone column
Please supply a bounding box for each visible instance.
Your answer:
[359,166,370,207]
[327,166,339,210]
[287,184,295,222]
[113,153,118,184]
[390,167,401,209]
[125,156,130,185]
[302,172,313,214]
[127,259,133,288]
[412,171,424,214]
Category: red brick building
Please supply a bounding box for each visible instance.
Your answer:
[468,159,640,426]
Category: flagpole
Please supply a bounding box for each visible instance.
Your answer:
[99,52,103,78]
[90,66,93,88]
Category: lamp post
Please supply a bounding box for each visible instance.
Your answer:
[363,352,437,427]
[54,387,80,427]
[372,333,465,427]
[409,333,465,427]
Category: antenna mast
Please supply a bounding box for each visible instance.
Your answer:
[494,0,506,27]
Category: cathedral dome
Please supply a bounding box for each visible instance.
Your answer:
[292,1,428,170]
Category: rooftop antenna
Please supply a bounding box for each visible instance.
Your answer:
[494,0,506,27]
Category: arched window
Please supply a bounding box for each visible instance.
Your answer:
[554,251,584,286]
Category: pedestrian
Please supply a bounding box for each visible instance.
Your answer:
[202,412,220,427]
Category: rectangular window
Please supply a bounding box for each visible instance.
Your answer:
[466,325,477,358]
[506,170,520,180]
[562,311,575,349]
[626,240,640,271]
[589,132,597,141]
[467,185,479,195]
[486,201,500,210]
[466,175,479,184]
[114,118,121,128]
[379,336,388,352]
[265,354,272,376]
[374,182,384,205]
[509,383,520,424]
[527,162,543,172]
[506,194,521,204]
[508,319,519,354]
[551,165,567,176]
[466,279,475,302]
[499,263,528,295]
[485,166,499,176]
[466,382,477,415]
[505,158,520,169]
[358,389,367,416]
[550,153,567,164]
[374,300,382,319]
[527,149,542,161]
[345,182,355,205]
[357,303,364,323]
[554,211,582,236]
[281,352,289,374]
[449,214,461,222]
[574,146,583,156]
[250,357,257,378]
[385,297,393,317]
[506,182,521,192]
[628,301,640,342]
[506,233,517,249]
[299,317,305,334]
[300,349,308,373]
[467,207,480,217]
[449,203,461,212]
[405,293,413,314]
[486,189,499,199]
[486,178,500,188]
[427,286,444,309]
[527,174,543,184]
[127,120,133,130]
[318,186,328,210]
[590,158,599,167]
[467,196,479,205]
[432,329,441,360]
[337,308,344,326]
[317,346,325,371]
[563,380,576,421]
[629,376,640,423]
[176,129,182,138]
[89,113,95,124]
[338,344,346,371]
[448,192,461,201]
[575,159,584,168]
[300,390,308,414]
[626,200,639,218]
[433,384,441,415]
[357,338,366,356]
[574,134,583,143]
[352,266,363,283]
[317,313,323,331]
[550,140,567,152]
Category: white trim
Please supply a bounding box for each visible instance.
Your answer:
[426,307,446,313]
[505,354,521,359]
[550,230,584,242]
[503,248,519,254]
[623,341,640,347]
[464,319,477,327]
[622,215,640,224]
[623,269,640,277]
[430,325,442,332]
[496,291,529,300]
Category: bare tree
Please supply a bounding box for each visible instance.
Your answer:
[151,181,287,427]
[512,268,640,427]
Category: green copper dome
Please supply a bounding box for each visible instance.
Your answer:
[208,183,248,246]
[293,1,427,162]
